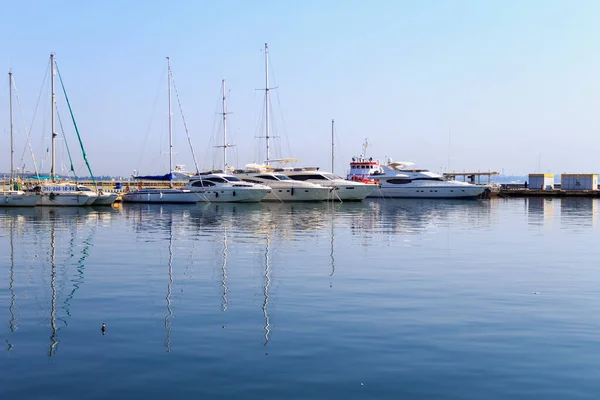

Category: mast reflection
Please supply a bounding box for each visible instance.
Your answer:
[7,215,17,351]
[49,214,58,357]
[164,214,173,352]
[262,234,271,346]
[221,227,228,312]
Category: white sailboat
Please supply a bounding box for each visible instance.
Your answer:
[122,57,205,204]
[1,70,41,206]
[230,62,331,202]
[36,54,97,206]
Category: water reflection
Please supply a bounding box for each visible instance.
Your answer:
[165,217,173,352]
[527,198,555,227]
[49,217,58,357]
[220,227,228,312]
[560,198,597,227]
[263,234,271,346]
[8,216,17,342]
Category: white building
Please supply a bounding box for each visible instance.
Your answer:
[528,174,554,190]
[560,174,598,191]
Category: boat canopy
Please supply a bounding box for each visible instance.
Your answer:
[133,173,173,181]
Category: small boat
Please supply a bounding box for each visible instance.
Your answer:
[78,186,118,205]
[1,71,41,207]
[34,54,99,206]
[123,57,204,204]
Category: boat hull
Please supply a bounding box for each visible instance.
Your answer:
[37,192,96,206]
[0,193,42,207]
[327,183,377,201]
[263,187,331,202]
[121,190,203,204]
[92,193,119,205]
[368,184,487,199]
[193,188,270,203]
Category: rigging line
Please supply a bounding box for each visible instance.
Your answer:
[56,107,78,182]
[170,71,200,174]
[12,77,41,183]
[54,62,96,186]
[274,89,292,160]
[18,62,49,171]
[136,64,166,171]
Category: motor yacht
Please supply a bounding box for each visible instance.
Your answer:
[183,171,271,203]
[233,165,331,202]
[348,157,488,199]
[277,167,376,201]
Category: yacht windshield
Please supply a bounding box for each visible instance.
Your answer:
[256,174,279,181]
[224,176,241,182]
[274,174,291,180]
[323,173,342,180]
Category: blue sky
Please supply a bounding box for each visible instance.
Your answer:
[1,0,599,177]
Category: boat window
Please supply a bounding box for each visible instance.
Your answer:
[323,173,342,180]
[256,174,278,181]
[205,177,227,183]
[413,177,444,182]
[287,174,328,181]
[224,176,241,182]
[191,180,215,187]
[387,179,412,184]
[241,179,262,184]
[274,174,291,180]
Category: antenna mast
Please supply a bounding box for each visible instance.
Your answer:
[215,79,234,171]
[331,119,335,174]
[50,53,56,182]
[9,71,14,185]
[167,57,173,184]
[264,43,270,162]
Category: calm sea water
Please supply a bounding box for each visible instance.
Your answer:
[1,198,600,399]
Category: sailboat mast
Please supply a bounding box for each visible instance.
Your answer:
[331,119,335,174]
[222,79,227,170]
[264,43,270,163]
[50,53,56,182]
[9,71,14,185]
[167,57,173,179]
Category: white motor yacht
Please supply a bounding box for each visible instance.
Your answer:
[233,165,331,202]
[277,168,376,201]
[183,172,271,203]
[348,158,487,199]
